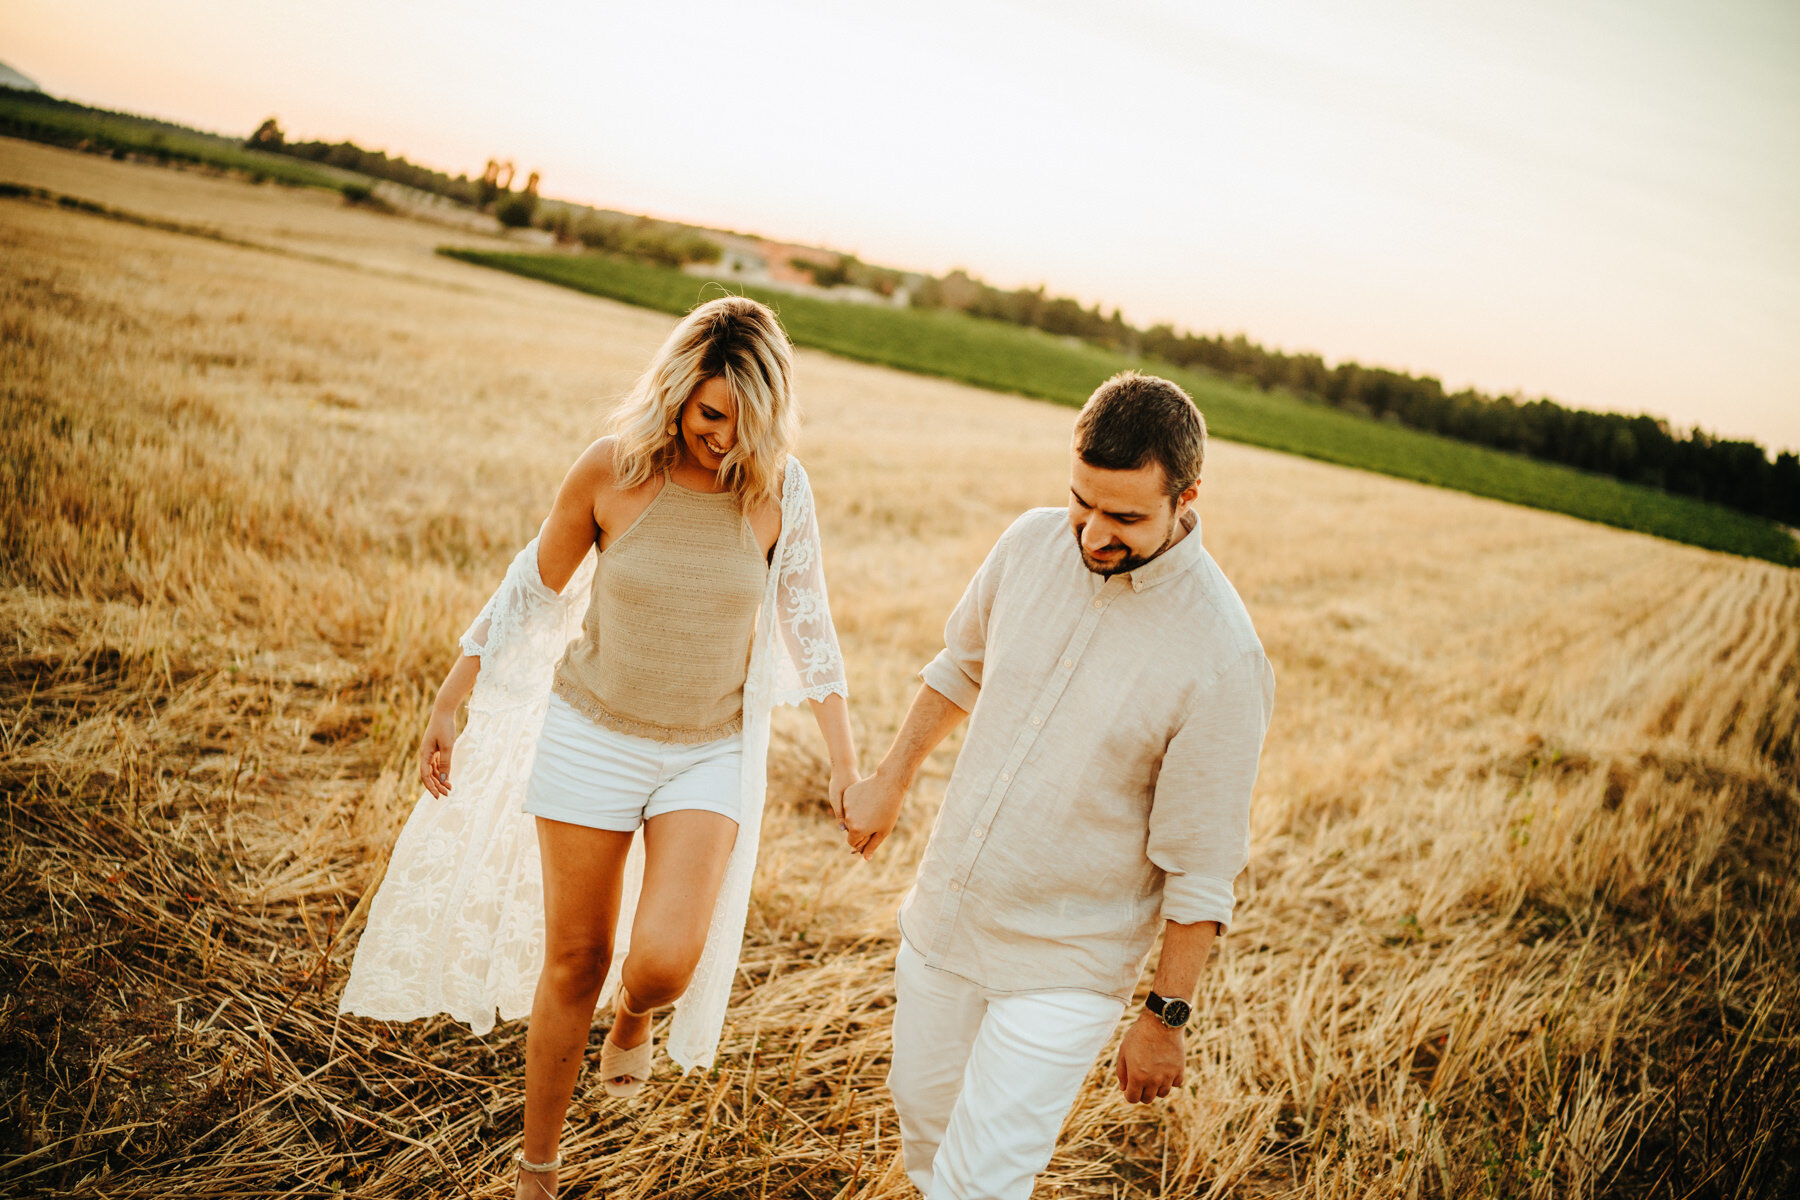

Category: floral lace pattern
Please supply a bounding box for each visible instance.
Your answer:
[338,460,846,1069]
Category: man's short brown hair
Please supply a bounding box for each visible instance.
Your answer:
[1072,371,1206,500]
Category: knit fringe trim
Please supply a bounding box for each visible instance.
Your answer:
[552,676,744,745]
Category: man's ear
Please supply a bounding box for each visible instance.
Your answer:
[1177,480,1200,511]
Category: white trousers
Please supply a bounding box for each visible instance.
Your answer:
[888,940,1126,1200]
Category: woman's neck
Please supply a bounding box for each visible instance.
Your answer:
[668,451,729,494]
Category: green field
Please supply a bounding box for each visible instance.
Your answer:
[0,87,345,190]
[441,249,1800,568]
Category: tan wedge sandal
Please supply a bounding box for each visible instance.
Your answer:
[599,987,657,1099]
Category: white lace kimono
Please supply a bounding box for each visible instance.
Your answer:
[339,459,846,1071]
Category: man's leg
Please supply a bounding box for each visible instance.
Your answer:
[888,940,987,1196]
[929,987,1125,1200]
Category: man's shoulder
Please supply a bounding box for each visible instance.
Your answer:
[986,507,1065,564]
[1175,547,1265,660]
[999,506,1069,549]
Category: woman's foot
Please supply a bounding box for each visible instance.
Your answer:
[606,1006,652,1068]
[601,987,657,1094]
[514,1164,557,1199]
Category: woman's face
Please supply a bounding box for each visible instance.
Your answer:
[678,376,737,473]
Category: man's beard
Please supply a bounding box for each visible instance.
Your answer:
[1074,522,1176,577]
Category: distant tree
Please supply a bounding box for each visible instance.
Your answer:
[477,159,503,209]
[246,117,283,149]
[538,206,576,243]
[573,214,719,264]
[494,191,538,229]
[1773,453,1800,525]
[792,254,852,289]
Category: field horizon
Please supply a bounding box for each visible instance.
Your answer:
[2,81,1792,554]
[3,137,1797,1198]
[444,248,1799,569]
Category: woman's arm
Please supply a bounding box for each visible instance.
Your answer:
[766,460,859,816]
[420,442,609,799]
[537,439,611,591]
[419,653,480,797]
[807,692,859,821]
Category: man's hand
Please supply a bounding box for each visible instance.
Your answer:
[1115,1012,1185,1103]
[841,770,907,859]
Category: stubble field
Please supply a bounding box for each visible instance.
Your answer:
[2,137,1797,1199]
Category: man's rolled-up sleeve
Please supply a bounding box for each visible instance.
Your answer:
[917,524,1012,713]
[1147,648,1276,932]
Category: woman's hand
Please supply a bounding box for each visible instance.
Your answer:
[827,761,860,825]
[419,707,458,798]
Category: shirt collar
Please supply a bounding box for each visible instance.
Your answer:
[1122,509,1203,593]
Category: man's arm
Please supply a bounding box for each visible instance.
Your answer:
[843,517,1019,858]
[1117,649,1272,1102]
[840,683,968,859]
[1116,919,1219,1103]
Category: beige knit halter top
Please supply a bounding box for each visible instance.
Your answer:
[552,476,769,743]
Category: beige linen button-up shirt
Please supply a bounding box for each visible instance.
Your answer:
[896,506,1275,1000]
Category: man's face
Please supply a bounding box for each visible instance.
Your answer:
[1068,455,1196,576]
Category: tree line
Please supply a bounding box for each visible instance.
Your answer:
[246,118,486,206]
[242,118,720,267]
[901,268,1800,527]
[237,110,1799,528]
[535,209,722,266]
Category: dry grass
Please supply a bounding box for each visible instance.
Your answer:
[2,135,1797,1198]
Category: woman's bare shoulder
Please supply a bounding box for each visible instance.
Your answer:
[567,436,620,487]
[566,436,657,500]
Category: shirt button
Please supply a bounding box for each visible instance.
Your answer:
[1092,598,1104,609]
[1061,658,1073,669]
[949,880,963,893]
[1030,715,1042,726]
[1000,772,1011,782]
[971,826,986,839]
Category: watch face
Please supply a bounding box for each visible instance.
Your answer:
[1161,998,1192,1028]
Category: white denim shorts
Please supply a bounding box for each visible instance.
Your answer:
[522,693,743,831]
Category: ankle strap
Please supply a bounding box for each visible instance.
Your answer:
[615,986,655,1020]
[514,1150,561,1174]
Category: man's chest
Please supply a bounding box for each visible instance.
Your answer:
[973,580,1218,770]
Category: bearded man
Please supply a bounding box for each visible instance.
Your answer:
[842,370,1276,1200]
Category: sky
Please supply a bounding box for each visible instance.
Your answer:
[7,0,1798,453]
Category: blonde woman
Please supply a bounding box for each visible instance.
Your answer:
[339,297,856,1199]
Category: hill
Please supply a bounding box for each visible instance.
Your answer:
[0,85,346,189]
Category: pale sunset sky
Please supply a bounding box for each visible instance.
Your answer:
[7,0,1798,452]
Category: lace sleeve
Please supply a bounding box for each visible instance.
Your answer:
[457,536,594,712]
[768,461,848,709]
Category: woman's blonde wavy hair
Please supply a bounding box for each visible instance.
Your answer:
[610,296,797,510]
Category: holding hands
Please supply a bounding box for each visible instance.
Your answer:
[840,770,907,859]
[836,683,969,859]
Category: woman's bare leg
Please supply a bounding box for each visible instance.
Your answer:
[604,810,739,1076]
[518,817,633,1199]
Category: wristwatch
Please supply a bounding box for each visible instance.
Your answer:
[1144,990,1192,1030]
